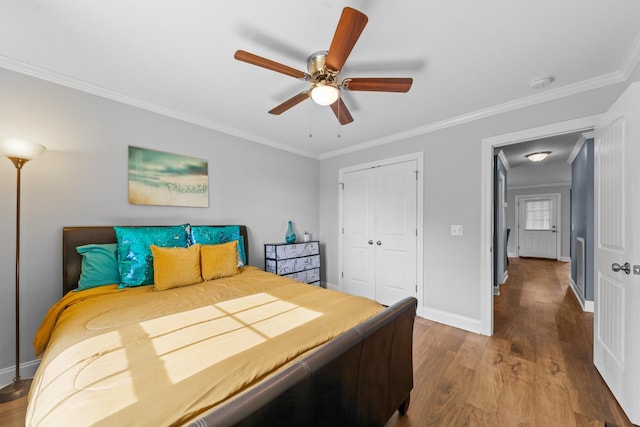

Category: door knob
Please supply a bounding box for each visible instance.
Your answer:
[612,262,631,274]
[368,240,373,245]
[376,240,382,246]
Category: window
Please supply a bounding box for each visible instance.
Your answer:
[525,199,551,230]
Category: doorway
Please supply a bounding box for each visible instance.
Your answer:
[480,115,600,335]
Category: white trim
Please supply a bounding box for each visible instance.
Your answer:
[567,131,596,164]
[320,76,622,159]
[558,256,572,263]
[619,30,640,81]
[338,152,424,317]
[569,278,595,313]
[0,359,40,387]
[0,56,320,160]
[507,182,571,191]
[1,49,633,161]
[508,252,517,258]
[497,150,510,171]
[501,271,509,285]
[324,281,340,291]
[480,114,603,336]
[585,300,595,313]
[422,308,483,335]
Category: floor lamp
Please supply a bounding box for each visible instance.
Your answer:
[0,137,46,402]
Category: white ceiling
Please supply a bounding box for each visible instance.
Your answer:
[2,1,639,159]
[498,131,588,188]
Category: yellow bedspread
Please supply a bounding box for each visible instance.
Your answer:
[26,267,383,426]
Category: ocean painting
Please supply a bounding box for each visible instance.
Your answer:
[128,146,209,207]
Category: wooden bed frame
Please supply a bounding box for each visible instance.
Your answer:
[61,225,417,426]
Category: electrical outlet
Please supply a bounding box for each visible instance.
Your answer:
[451,225,463,236]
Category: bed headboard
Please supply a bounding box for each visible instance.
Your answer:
[62,225,249,296]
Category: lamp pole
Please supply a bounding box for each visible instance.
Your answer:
[0,138,45,402]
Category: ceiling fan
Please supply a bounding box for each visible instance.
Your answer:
[234,7,413,125]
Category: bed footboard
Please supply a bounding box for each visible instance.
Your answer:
[191,296,417,427]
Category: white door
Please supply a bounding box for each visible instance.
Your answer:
[517,195,558,259]
[342,160,417,306]
[342,168,376,300]
[373,162,417,305]
[594,82,640,424]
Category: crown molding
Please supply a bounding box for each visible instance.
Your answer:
[497,150,510,171]
[620,31,640,80]
[507,182,571,191]
[0,55,320,160]
[319,70,627,159]
[567,130,596,164]
[1,40,637,162]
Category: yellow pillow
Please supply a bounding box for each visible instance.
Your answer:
[201,241,239,280]
[151,244,203,291]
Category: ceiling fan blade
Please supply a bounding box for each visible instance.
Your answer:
[234,50,307,79]
[325,7,368,72]
[269,91,310,115]
[329,98,354,125]
[343,77,413,92]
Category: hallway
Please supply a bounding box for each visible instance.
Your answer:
[386,257,635,426]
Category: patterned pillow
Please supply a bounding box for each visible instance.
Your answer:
[189,225,246,266]
[114,225,189,288]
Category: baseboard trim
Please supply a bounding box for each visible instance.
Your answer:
[422,307,483,335]
[501,271,509,285]
[568,278,594,313]
[558,256,572,263]
[324,281,340,291]
[0,359,40,388]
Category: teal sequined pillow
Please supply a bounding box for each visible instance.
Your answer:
[114,225,189,288]
[189,225,246,265]
[76,243,120,290]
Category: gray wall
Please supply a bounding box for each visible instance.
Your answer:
[0,68,319,381]
[506,185,572,260]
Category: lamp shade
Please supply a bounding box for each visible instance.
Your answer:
[310,83,340,106]
[0,138,46,160]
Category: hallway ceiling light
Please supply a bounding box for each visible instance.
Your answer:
[525,151,551,162]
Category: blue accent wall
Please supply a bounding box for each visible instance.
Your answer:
[570,138,594,302]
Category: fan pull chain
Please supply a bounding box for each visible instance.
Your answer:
[308,102,313,138]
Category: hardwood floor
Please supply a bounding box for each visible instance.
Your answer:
[1,257,635,426]
[385,257,635,427]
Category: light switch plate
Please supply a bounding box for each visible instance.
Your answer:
[451,225,463,236]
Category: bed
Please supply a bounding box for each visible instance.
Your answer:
[27,225,417,426]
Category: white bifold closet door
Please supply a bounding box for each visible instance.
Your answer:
[342,160,417,306]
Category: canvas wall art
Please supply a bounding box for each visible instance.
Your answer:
[128,146,209,207]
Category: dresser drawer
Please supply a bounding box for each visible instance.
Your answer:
[266,254,320,275]
[265,241,319,260]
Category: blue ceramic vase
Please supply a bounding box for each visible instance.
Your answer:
[285,221,296,243]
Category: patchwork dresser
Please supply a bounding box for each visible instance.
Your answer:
[264,241,321,286]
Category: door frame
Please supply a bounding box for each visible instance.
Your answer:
[480,115,600,335]
[338,152,424,317]
[515,193,561,259]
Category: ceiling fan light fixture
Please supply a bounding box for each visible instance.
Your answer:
[526,151,551,162]
[311,83,340,106]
